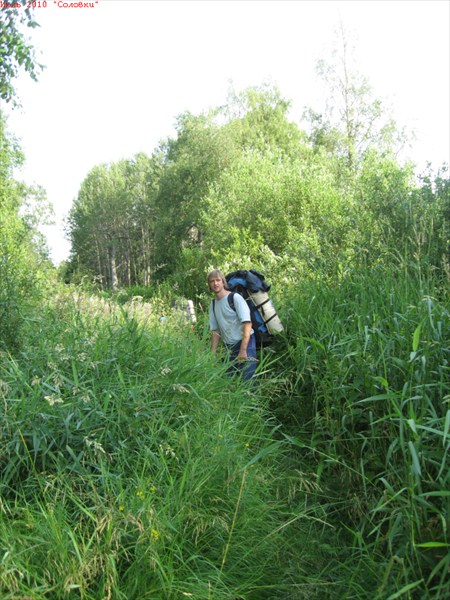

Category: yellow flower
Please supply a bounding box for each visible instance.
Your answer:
[118,504,125,511]
[136,490,144,499]
[150,528,159,542]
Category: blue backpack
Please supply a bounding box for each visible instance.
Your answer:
[224,269,283,346]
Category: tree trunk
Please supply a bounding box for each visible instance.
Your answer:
[110,242,118,291]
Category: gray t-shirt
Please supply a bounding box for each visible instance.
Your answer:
[209,292,253,346]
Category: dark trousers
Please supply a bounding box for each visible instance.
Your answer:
[226,334,257,381]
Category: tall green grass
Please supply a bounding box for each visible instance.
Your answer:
[2,269,447,599]
[277,266,449,598]
[0,291,337,599]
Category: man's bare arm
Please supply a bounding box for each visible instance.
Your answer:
[211,330,221,353]
[237,322,252,360]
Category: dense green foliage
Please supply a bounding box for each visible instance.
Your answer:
[65,80,448,300]
[64,85,311,290]
[0,112,52,349]
[0,0,42,105]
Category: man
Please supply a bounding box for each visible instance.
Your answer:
[208,269,257,381]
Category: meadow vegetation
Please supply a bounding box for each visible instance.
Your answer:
[0,292,336,599]
[0,259,448,598]
[1,13,449,596]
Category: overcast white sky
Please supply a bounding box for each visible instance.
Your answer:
[3,0,449,264]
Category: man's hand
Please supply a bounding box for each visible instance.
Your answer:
[237,350,248,362]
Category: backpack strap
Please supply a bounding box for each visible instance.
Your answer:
[227,292,236,311]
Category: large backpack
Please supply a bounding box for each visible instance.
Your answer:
[225,269,283,346]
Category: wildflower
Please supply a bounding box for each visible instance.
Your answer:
[160,366,172,376]
[136,490,145,499]
[52,372,64,388]
[31,376,41,386]
[150,528,159,542]
[45,394,64,406]
[84,437,105,454]
[159,443,177,460]
[172,383,189,394]
[118,504,125,511]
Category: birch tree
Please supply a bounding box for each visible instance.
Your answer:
[305,22,407,171]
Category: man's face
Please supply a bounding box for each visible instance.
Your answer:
[208,276,225,294]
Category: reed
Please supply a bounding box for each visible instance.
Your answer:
[277,264,449,597]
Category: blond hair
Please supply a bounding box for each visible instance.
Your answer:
[207,269,229,289]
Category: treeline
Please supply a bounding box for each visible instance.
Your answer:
[0,1,51,349]
[64,81,448,298]
[0,111,53,349]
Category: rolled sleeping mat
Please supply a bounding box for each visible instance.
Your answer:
[247,290,283,334]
